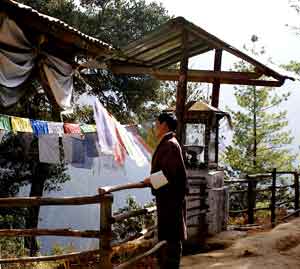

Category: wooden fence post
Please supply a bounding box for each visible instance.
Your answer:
[294,172,299,217]
[271,168,277,227]
[247,178,255,224]
[99,191,113,269]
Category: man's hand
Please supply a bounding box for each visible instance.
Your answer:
[143,177,151,186]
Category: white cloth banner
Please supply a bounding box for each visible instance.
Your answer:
[93,99,118,155]
[48,122,64,136]
[38,134,60,164]
[0,15,74,109]
[0,14,31,49]
[43,54,73,110]
[0,49,34,87]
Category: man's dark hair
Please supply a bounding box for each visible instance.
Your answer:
[157,112,177,132]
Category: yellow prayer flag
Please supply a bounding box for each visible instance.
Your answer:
[11,116,33,133]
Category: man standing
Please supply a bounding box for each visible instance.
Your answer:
[144,113,188,268]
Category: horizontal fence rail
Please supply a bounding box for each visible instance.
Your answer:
[0,195,102,207]
[112,206,156,223]
[0,228,100,238]
[0,182,164,268]
[0,249,100,264]
[226,169,300,226]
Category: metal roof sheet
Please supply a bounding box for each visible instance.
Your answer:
[119,17,295,81]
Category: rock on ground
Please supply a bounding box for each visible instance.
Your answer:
[181,218,300,269]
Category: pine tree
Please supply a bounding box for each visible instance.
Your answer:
[223,37,296,175]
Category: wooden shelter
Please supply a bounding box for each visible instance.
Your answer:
[106,16,295,144]
[105,16,296,244]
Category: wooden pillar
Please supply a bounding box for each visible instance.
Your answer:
[99,192,113,269]
[294,172,299,217]
[247,178,255,224]
[175,29,189,145]
[271,168,277,227]
[204,118,211,167]
[214,118,219,165]
[211,49,223,108]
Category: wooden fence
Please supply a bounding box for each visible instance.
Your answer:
[226,169,300,226]
[0,182,166,268]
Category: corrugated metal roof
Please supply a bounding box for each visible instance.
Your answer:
[118,17,295,81]
[1,0,114,56]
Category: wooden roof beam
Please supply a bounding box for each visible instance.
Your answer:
[185,24,285,81]
[110,66,263,80]
[110,65,283,86]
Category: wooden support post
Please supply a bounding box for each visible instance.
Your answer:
[99,192,113,269]
[271,168,277,227]
[175,29,189,145]
[204,120,211,167]
[215,118,219,164]
[211,49,223,108]
[247,179,255,224]
[294,172,299,217]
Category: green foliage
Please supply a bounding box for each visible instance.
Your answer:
[223,38,296,175]
[283,60,300,75]
[51,242,76,255]
[112,196,155,242]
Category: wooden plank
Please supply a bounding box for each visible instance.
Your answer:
[186,197,203,202]
[211,49,222,108]
[187,210,206,220]
[111,66,262,81]
[187,205,203,212]
[0,195,102,207]
[0,229,100,238]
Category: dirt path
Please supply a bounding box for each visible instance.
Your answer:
[181,218,300,269]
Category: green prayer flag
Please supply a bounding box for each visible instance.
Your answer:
[80,124,96,133]
[0,115,11,130]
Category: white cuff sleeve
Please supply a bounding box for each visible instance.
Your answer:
[150,171,168,189]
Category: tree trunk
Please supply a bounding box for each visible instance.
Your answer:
[25,163,47,256]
